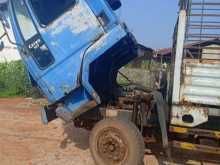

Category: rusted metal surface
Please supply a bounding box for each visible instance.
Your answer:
[170,126,220,139]
[172,141,220,155]
[171,0,220,128]
[116,91,153,111]
[97,128,128,164]
[171,105,209,127]
[171,104,220,127]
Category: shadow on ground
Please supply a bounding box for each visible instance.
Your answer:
[60,122,90,150]
[59,122,220,165]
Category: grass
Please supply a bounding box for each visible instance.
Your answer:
[0,60,33,97]
[0,59,166,98]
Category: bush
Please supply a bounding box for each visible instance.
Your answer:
[0,60,33,97]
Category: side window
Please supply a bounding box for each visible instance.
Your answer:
[13,0,37,41]
[12,0,54,69]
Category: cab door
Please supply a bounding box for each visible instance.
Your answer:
[9,0,55,100]
[11,0,106,102]
[26,0,105,101]
[27,0,105,100]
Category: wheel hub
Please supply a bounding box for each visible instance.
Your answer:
[97,128,128,164]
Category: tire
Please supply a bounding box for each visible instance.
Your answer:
[90,118,145,165]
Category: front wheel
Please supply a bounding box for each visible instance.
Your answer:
[89,118,145,165]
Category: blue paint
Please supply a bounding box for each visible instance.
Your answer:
[8,0,137,122]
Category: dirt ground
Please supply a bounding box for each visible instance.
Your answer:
[0,98,219,165]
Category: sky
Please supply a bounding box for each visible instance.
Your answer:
[119,0,179,49]
[0,0,179,50]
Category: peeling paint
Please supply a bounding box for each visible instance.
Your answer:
[171,105,209,127]
[86,32,111,55]
[47,2,100,36]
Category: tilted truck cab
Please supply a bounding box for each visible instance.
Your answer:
[1,1,219,164]
[5,0,137,123]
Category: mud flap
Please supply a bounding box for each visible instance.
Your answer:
[152,91,169,149]
[41,106,57,125]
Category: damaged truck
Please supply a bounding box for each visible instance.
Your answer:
[0,0,219,165]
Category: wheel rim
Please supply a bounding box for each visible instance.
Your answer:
[97,128,129,164]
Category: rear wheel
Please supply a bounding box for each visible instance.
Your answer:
[90,118,145,165]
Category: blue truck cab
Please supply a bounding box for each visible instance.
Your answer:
[5,0,137,123]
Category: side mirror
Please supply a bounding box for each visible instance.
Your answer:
[107,0,122,11]
[0,40,4,51]
[0,12,10,29]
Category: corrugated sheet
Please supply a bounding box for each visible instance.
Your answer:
[202,45,220,60]
[181,59,220,106]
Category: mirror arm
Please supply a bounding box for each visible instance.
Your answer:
[0,32,6,39]
[1,20,24,49]
[0,11,27,54]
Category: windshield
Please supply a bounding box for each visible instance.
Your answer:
[29,0,76,26]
